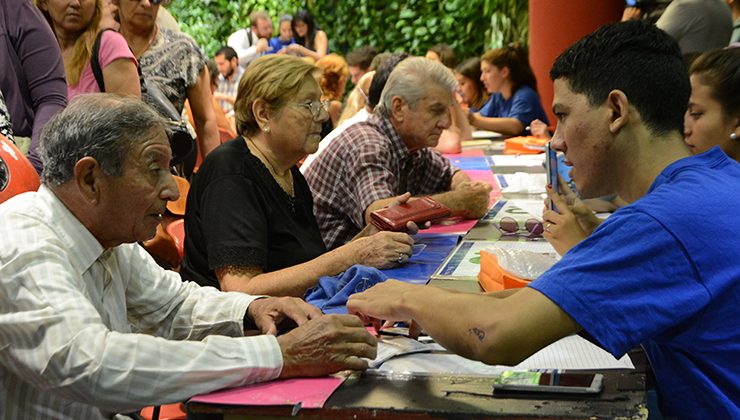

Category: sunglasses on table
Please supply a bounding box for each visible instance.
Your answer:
[497,216,544,238]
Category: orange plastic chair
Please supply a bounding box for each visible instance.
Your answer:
[165,218,185,260]
[0,134,40,204]
[142,176,188,269]
[140,403,187,420]
[218,126,236,144]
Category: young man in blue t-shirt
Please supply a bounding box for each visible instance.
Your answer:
[348,21,740,418]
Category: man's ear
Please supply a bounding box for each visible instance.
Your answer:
[73,157,104,205]
[252,98,271,131]
[606,89,629,134]
[390,96,406,123]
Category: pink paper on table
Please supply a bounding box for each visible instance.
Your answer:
[443,149,485,158]
[189,377,344,409]
[424,217,478,235]
[425,169,502,235]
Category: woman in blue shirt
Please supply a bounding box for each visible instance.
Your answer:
[469,44,549,135]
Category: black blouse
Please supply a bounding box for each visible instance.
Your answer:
[180,137,327,289]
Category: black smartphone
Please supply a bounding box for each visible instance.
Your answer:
[493,370,603,394]
[545,142,558,211]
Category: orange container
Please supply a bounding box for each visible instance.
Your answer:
[478,249,531,292]
[503,136,548,155]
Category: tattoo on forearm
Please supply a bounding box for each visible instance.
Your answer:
[469,327,485,342]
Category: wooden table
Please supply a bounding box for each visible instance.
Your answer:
[187,349,648,419]
[187,146,649,419]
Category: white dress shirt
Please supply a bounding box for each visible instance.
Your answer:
[227,28,261,68]
[0,186,283,419]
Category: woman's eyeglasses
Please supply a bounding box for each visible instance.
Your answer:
[498,216,544,238]
[290,100,330,120]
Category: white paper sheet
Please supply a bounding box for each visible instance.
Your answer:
[490,154,545,167]
[376,335,634,374]
[497,173,547,194]
[472,130,504,139]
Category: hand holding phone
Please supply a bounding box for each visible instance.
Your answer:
[545,142,559,211]
[493,370,603,394]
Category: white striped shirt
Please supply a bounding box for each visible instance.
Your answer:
[0,186,283,419]
[216,66,244,113]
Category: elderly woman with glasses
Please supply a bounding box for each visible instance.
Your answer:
[181,55,414,297]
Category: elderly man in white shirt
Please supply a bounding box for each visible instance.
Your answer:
[0,94,376,420]
[227,10,274,68]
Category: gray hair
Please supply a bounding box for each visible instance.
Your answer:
[40,94,169,187]
[375,56,457,117]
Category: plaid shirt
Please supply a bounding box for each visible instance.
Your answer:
[216,66,244,113]
[304,113,455,249]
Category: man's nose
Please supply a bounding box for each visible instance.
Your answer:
[161,173,180,202]
[550,125,566,153]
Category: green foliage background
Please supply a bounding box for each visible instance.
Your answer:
[169,0,528,62]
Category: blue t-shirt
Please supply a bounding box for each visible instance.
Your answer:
[478,85,549,133]
[266,36,295,54]
[530,147,740,418]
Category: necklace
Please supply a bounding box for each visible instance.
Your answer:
[126,26,158,58]
[245,137,294,197]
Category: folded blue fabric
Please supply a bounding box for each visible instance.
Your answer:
[304,265,388,314]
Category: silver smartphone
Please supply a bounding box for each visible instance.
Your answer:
[493,370,603,394]
[545,142,558,211]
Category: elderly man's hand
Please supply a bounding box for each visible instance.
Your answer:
[247,297,322,335]
[453,181,492,219]
[277,314,377,378]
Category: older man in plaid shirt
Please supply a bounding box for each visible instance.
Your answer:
[305,57,491,250]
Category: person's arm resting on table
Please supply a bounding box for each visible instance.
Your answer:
[469,112,524,135]
[363,170,491,225]
[206,175,413,297]
[348,281,581,365]
[216,228,413,297]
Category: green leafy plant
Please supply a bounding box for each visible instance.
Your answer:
[169,0,528,61]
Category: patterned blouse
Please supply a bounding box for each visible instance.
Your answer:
[138,28,206,115]
[0,90,13,143]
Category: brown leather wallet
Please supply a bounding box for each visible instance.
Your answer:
[370,197,451,232]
